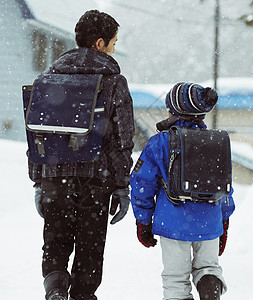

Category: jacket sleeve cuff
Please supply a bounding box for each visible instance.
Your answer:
[136,219,151,225]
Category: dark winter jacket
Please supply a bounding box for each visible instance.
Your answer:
[28,48,135,190]
[130,118,235,241]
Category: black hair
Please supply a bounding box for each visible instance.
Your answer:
[75,10,119,47]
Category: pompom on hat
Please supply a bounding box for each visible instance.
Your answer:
[165,82,218,117]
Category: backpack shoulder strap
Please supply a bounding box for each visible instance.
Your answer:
[159,126,181,205]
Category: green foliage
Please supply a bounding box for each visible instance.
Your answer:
[239,14,253,26]
[239,1,253,26]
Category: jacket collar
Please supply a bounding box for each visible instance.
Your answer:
[49,47,120,75]
[156,116,206,132]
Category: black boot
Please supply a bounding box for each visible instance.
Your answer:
[197,275,222,300]
[44,271,70,300]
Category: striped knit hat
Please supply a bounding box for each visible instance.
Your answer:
[165,82,218,117]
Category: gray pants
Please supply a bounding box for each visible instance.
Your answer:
[160,237,227,300]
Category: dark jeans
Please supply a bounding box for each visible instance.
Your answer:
[41,177,111,300]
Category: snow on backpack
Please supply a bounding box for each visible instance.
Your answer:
[160,125,232,204]
[22,73,104,164]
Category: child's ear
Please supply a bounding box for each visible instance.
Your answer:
[95,38,104,50]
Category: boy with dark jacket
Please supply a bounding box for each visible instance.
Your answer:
[29,10,134,300]
[130,82,235,300]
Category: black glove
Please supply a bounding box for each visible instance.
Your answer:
[34,183,44,218]
[136,221,157,248]
[110,187,130,225]
[219,219,229,256]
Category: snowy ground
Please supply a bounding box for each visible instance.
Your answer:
[1,139,252,300]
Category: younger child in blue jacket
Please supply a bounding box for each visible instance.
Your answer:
[130,82,235,300]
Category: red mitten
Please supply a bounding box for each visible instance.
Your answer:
[219,220,229,256]
[136,221,157,248]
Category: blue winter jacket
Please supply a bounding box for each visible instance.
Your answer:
[130,120,235,242]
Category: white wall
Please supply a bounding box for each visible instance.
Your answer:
[0,0,30,141]
[0,0,76,141]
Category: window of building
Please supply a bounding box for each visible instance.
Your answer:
[52,38,65,62]
[32,31,47,71]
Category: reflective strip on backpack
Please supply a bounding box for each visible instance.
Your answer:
[27,124,90,134]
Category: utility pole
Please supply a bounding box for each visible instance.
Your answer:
[212,0,220,129]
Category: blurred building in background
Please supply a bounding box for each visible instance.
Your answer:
[1,0,253,154]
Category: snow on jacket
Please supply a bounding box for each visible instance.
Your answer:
[130,119,235,242]
[28,48,134,190]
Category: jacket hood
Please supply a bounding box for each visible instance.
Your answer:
[50,48,121,75]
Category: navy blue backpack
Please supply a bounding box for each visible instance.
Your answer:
[22,73,104,164]
[160,126,232,204]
